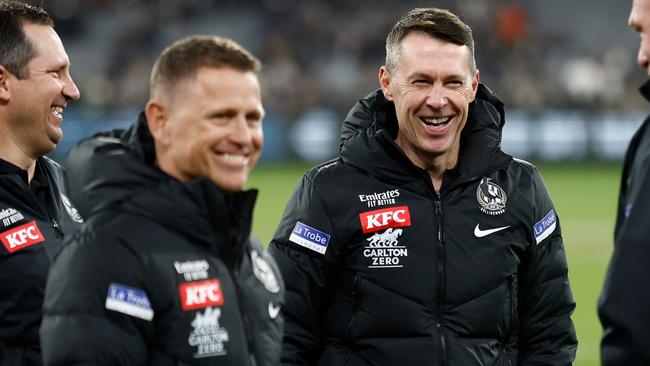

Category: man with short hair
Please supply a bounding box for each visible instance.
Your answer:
[270,7,577,365]
[599,0,650,364]
[40,35,283,365]
[0,2,81,364]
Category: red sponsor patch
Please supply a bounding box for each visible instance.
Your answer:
[1,220,45,253]
[359,205,411,234]
[179,279,224,311]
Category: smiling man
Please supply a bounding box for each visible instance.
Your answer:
[269,7,577,365]
[39,36,283,366]
[0,2,82,365]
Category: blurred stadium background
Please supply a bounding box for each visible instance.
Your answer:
[33,0,643,364]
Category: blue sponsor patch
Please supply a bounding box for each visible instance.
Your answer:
[105,283,154,321]
[533,209,557,244]
[289,221,331,254]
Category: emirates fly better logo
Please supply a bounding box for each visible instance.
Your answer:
[359,206,411,234]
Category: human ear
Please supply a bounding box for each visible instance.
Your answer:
[379,66,394,101]
[0,66,11,103]
[469,69,480,102]
[145,100,170,146]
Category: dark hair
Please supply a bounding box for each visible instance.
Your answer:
[0,1,53,79]
[385,7,476,74]
[150,35,261,94]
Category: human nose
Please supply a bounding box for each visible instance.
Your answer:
[426,84,448,110]
[63,72,80,101]
[229,115,254,146]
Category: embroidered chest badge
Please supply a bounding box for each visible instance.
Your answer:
[477,177,507,215]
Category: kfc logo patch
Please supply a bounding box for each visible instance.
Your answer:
[1,221,44,253]
[359,206,411,234]
[179,279,224,311]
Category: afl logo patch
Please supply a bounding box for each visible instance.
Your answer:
[476,177,507,215]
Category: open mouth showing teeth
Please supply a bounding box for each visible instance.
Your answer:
[421,116,452,127]
[221,153,249,165]
[51,106,63,118]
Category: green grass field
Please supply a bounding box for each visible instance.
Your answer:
[248,161,621,366]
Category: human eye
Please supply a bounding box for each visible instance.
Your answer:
[206,111,232,125]
[246,112,262,127]
[412,79,430,85]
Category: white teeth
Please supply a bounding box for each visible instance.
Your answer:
[51,106,63,118]
[221,153,249,165]
[422,117,451,126]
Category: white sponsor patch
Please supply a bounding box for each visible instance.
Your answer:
[0,208,24,227]
[189,307,229,358]
[105,283,154,321]
[534,209,557,244]
[363,228,407,268]
[289,222,330,254]
[174,259,210,281]
[358,189,400,208]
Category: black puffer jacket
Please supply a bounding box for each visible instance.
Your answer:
[269,85,577,365]
[40,114,284,366]
[599,80,650,365]
[0,156,83,366]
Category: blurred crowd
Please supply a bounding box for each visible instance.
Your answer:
[34,0,647,129]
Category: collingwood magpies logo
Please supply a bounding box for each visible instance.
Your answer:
[476,177,507,215]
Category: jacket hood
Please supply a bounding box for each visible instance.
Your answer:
[339,83,512,187]
[66,112,256,249]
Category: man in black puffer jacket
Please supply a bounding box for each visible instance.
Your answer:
[599,0,650,364]
[269,8,576,365]
[40,35,284,365]
[0,3,82,365]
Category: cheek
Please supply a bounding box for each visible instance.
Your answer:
[252,127,264,150]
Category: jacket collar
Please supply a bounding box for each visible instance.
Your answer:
[640,79,650,102]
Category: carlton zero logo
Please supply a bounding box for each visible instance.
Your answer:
[1,221,45,253]
[359,205,411,234]
[179,279,224,311]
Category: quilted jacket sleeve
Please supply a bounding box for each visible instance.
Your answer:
[598,160,650,366]
[40,230,152,366]
[268,173,340,365]
[517,168,577,365]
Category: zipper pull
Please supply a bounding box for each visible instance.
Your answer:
[52,219,64,237]
[434,200,443,241]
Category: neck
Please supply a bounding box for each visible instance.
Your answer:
[426,154,457,192]
[0,153,37,183]
[395,138,461,193]
[0,136,38,183]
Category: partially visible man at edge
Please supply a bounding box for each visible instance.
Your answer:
[599,0,650,364]
[270,7,577,365]
[40,35,284,365]
[0,2,81,365]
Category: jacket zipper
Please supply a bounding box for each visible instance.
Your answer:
[434,197,447,366]
[346,275,360,337]
[503,273,517,365]
[22,178,64,238]
[51,218,63,238]
[229,266,256,366]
